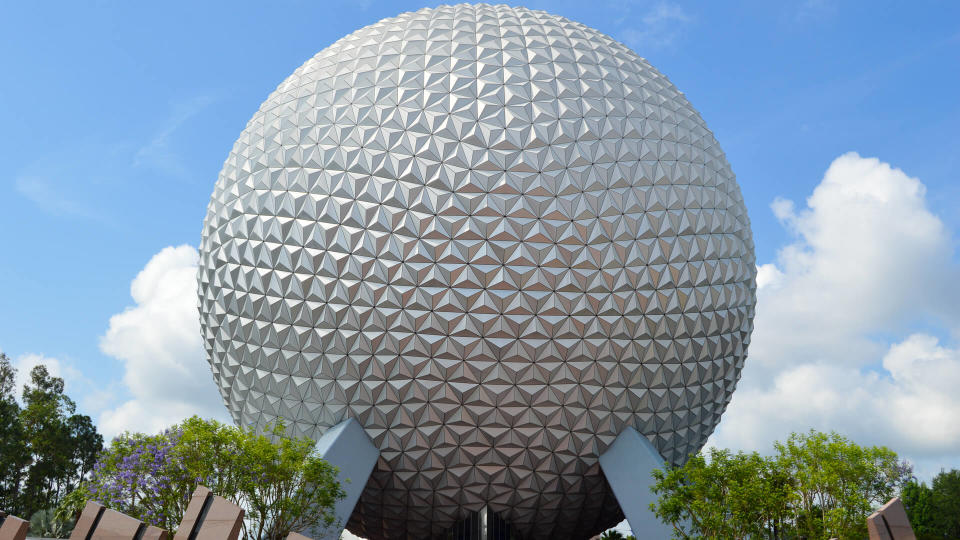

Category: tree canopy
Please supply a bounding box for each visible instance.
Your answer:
[0,353,103,518]
[902,469,960,539]
[64,416,346,540]
[0,353,29,512]
[650,430,913,539]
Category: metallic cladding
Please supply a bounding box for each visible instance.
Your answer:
[198,5,756,539]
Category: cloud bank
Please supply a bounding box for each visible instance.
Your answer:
[98,245,229,438]
[712,153,960,478]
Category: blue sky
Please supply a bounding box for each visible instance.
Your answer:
[2,0,959,483]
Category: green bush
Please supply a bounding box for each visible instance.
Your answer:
[28,507,75,539]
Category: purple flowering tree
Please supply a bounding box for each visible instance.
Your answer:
[80,429,194,531]
[61,417,345,540]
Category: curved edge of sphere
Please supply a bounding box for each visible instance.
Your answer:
[197,4,756,540]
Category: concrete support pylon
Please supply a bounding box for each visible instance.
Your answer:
[599,427,678,539]
[306,418,379,539]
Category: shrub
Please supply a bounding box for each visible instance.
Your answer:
[28,507,75,539]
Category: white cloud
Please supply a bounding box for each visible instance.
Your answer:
[15,176,98,219]
[796,0,837,22]
[712,153,960,477]
[98,245,229,439]
[883,334,960,451]
[133,95,214,178]
[618,2,691,50]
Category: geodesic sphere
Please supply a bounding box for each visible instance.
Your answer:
[198,4,756,540]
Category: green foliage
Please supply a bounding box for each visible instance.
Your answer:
[20,363,104,516]
[176,416,346,540]
[650,447,793,539]
[0,354,103,516]
[650,430,913,540]
[776,430,908,539]
[902,470,960,539]
[929,469,960,538]
[901,480,937,539]
[599,530,625,540]
[0,353,29,513]
[55,485,93,526]
[82,416,346,540]
[28,507,75,539]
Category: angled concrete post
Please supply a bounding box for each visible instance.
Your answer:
[309,418,379,539]
[0,513,29,540]
[867,497,916,540]
[599,427,677,539]
[174,486,244,540]
[68,501,170,540]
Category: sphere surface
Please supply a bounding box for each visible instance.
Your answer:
[198,5,756,539]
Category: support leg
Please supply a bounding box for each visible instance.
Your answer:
[306,418,379,539]
[598,427,677,539]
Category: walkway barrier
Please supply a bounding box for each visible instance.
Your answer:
[867,497,916,540]
[68,501,168,540]
[26,485,244,540]
[173,486,244,540]
[0,512,29,540]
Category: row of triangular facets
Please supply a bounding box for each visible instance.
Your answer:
[198,4,755,540]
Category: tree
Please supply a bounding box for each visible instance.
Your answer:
[599,530,625,540]
[650,448,793,539]
[67,413,103,488]
[176,417,345,540]
[0,353,29,513]
[901,480,937,539]
[74,416,346,540]
[650,430,912,540]
[0,358,105,518]
[929,469,960,538]
[19,364,104,517]
[775,430,910,539]
[73,429,192,531]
